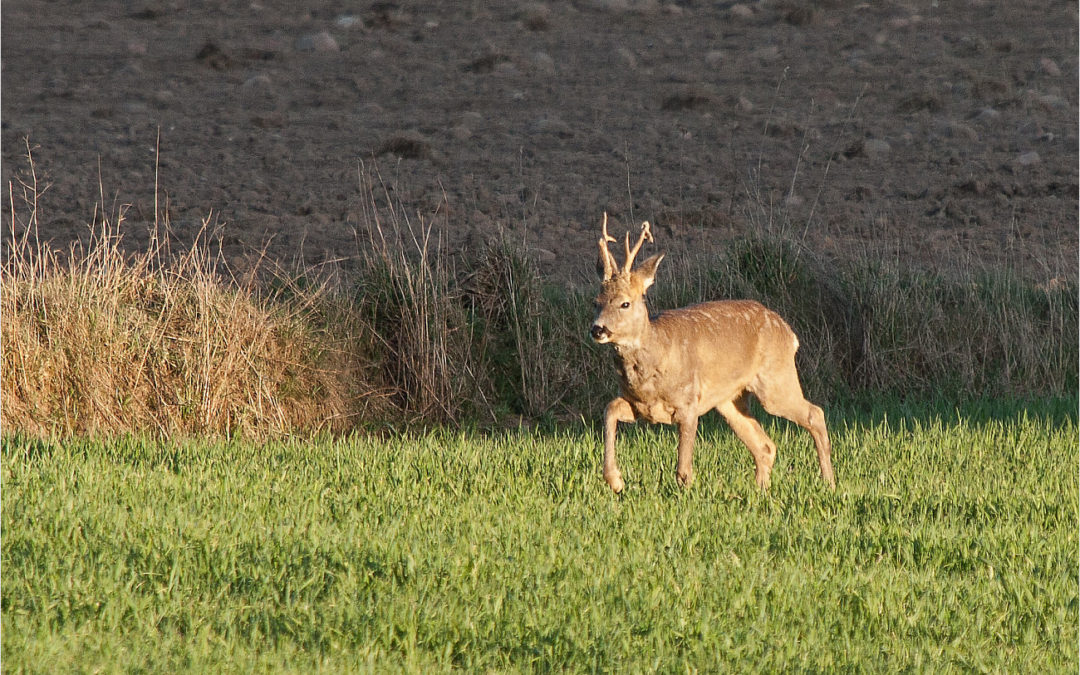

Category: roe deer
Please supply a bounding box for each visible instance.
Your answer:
[590,214,835,493]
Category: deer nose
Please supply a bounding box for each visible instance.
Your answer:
[590,324,610,341]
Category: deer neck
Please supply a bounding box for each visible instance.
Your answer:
[611,316,658,360]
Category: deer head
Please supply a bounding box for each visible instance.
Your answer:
[591,213,664,346]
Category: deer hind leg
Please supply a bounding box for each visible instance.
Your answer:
[674,412,699,488]
[717,396,777,489]
[751,357,835,488]
[603,397,635,493]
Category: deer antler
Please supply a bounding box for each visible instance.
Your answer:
[598,212,618,280]
[622,221,653,274]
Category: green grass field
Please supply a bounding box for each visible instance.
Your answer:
[3,398,1077,673]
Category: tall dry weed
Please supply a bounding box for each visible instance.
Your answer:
[465,238,609,420]
[347,167,488,423]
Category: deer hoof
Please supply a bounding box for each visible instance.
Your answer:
[605,472,625,493]
[755,472,772,491]
[676,469,694,488]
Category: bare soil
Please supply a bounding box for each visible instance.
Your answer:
[3,0,1077,284]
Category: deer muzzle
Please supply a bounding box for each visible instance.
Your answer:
[590,324,612,343]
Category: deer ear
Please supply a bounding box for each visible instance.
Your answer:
[635,253,664,290]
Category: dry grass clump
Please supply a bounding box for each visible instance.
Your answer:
[1,180,378,438]
[352,208,480,423]
[464,237,606,420]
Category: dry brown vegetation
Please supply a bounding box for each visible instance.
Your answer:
[1,182,369,438]
[0,158,596,438]
[2,156,1075,440]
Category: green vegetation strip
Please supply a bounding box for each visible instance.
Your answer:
[3,399,1077,672]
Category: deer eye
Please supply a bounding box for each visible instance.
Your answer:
[620,301,631,309]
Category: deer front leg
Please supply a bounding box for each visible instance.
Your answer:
[675,412,699,488]
[603,397,635,493]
